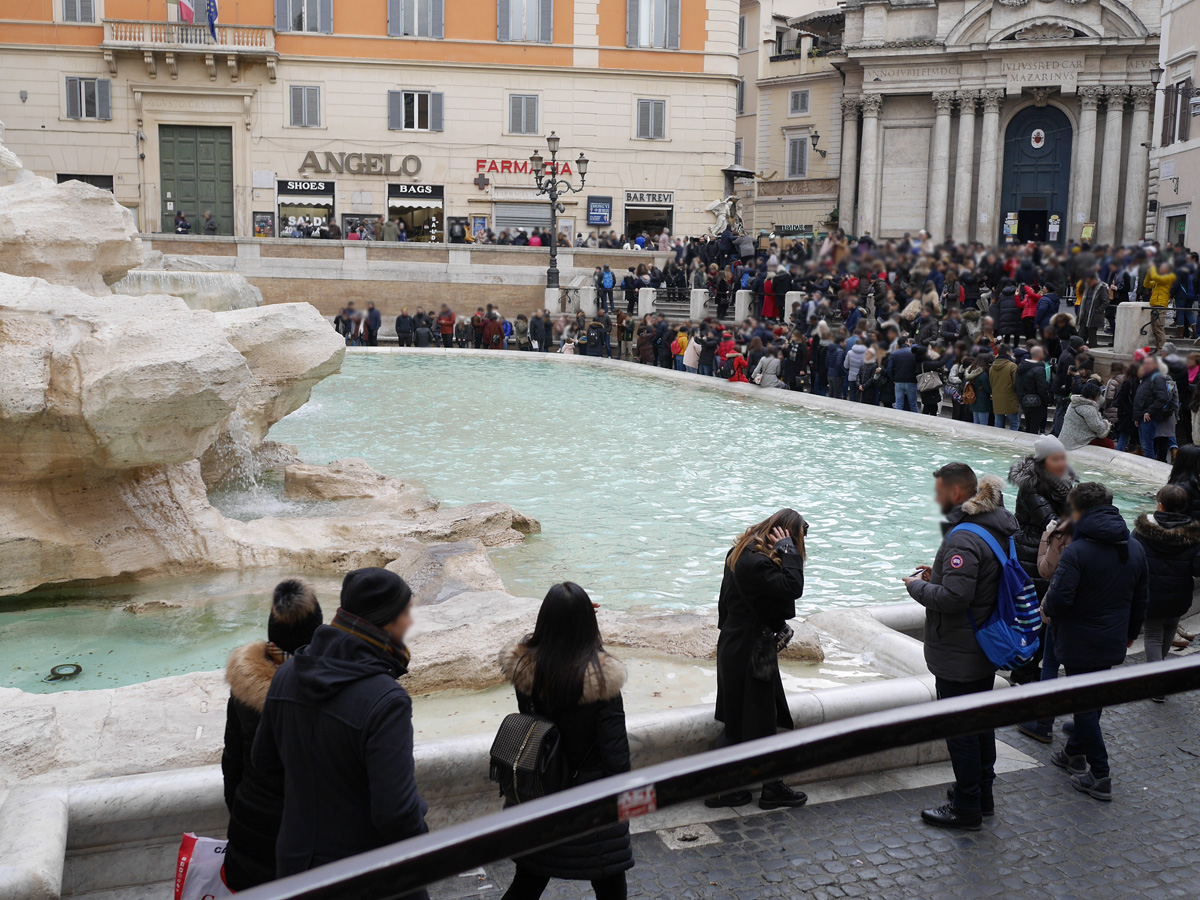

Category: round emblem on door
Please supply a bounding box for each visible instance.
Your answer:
[1030,128,1046,149]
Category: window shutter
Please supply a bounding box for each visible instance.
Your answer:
[510,94,523,133]
[388,0,401,35]
[497,0,510,40]
[1163,86,1176,146]
[524,95,538,134]
[431,0,444,38]
[62,0,77,21]
[626,0,638,47]
[736,80,744,114]
[275,0,290,31]
[1182,79,1194,143]
[653,100,665,139]
[65,77,81,119]
[290,85,304,125]
[538,0,552,43]
[96,78,111,120]
[637,99,651,138]
[430,92,444,131]
[665,0,680,49]
[318,0,333,33]
[387,90,403,129]
[305,86,320,126]
[79,0,93,21]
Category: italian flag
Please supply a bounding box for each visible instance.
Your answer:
[178,0,195,24]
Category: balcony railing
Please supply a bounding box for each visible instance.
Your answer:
[102,19,276,54]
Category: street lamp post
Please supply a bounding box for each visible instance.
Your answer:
[530,131,588,289]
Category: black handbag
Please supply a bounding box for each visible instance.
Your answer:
[749,624,795,682]
[489,713,568,805]
[1021,393,1044,408]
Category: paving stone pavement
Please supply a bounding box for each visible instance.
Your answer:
[430,674,1200,900]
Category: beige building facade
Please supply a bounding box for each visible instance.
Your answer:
[1,0,739,241]
[1150,0,1197,248]
[735,0,843,242]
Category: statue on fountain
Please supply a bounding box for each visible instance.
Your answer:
[705,195,743,238]
[0,120,26,177]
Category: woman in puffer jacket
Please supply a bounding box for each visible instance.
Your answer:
[1008,436,1078,596]
[497,583,633,900]
[222,580,323,890]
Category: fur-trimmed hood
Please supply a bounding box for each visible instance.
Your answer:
[1134,512,1200,549]
[1008,456,1077,504]
[961,474,1007,516]
[498,642,627,704]
[225,641,281,712]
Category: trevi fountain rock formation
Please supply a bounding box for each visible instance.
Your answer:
[0,163,821,788]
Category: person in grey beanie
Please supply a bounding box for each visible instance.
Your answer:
[252,567,429,893]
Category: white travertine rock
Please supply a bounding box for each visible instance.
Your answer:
[0,274,251,481]
[0,175,143,292]
[113,268,264,312]
[200,304,345,485]
[283,458,432,510]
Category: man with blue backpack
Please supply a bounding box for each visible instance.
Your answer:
[1041,482,1148,802]
[903,463,1027,831]
[599,265,615,313]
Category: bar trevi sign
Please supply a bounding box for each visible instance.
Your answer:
[299,150,422,177]
[624,191,674,205]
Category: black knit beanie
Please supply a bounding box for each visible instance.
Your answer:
[268,579,324,653]
[340,567,413,627]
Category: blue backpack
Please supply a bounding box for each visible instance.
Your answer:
[602,271,614,290]
[948,523,1040,670]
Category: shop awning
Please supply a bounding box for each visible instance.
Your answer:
[278,195,333,204]
[388,198,443,210]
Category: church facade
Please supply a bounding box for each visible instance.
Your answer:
[833,0,1160,246]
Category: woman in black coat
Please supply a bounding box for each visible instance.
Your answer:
[498,582,633,900]
[1167,444,1200,521]
[221,580,323,891]
[1131,485,1200,669]
[711,509,808,810]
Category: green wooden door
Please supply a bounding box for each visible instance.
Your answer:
[160,125,234,235]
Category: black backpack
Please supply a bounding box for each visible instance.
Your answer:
[489,713,568,805]
[587,323,604,349]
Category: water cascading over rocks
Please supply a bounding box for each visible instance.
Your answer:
[0,170,538,596]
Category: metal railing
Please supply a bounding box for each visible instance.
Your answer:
[235,657,1200,900]
[102,20,276,52]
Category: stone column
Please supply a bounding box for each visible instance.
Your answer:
[1069,85,1102,241]
[637,287,655,318]
[1121,85,1154,246]
[1096,86,1127,245]
[689,288,708,321]
[838,98,860,235]
[975,89,1005,246]
[926,91,955,243]
[951,91,978,243]
[856,94,883,237]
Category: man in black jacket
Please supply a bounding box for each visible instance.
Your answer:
[1016,345,1052,434]
[1050,336,1086,436]
[1132,355,1177,460]
[1043,484,1148,802]
[905,465,1018,830]
[253,568,428,892]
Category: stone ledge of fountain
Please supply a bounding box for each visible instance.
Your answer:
[0,670,947,900]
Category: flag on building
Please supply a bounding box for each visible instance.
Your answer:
[178,0,195,24]
[206,0,218,41]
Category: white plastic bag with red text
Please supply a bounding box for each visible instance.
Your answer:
[174,832,232,900]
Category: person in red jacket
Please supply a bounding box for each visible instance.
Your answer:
[717,331,736,365]
[482,312,506,350]
[436,305,456,348]
[1018,285,1041,340]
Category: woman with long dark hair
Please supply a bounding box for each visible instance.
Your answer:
[710,509,808,810]
[498,583,633,900]
[1168,444,1200,521]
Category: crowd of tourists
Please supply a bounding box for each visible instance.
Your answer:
[210,433,1200,896]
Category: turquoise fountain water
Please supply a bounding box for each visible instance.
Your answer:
[1,354,1158,692]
